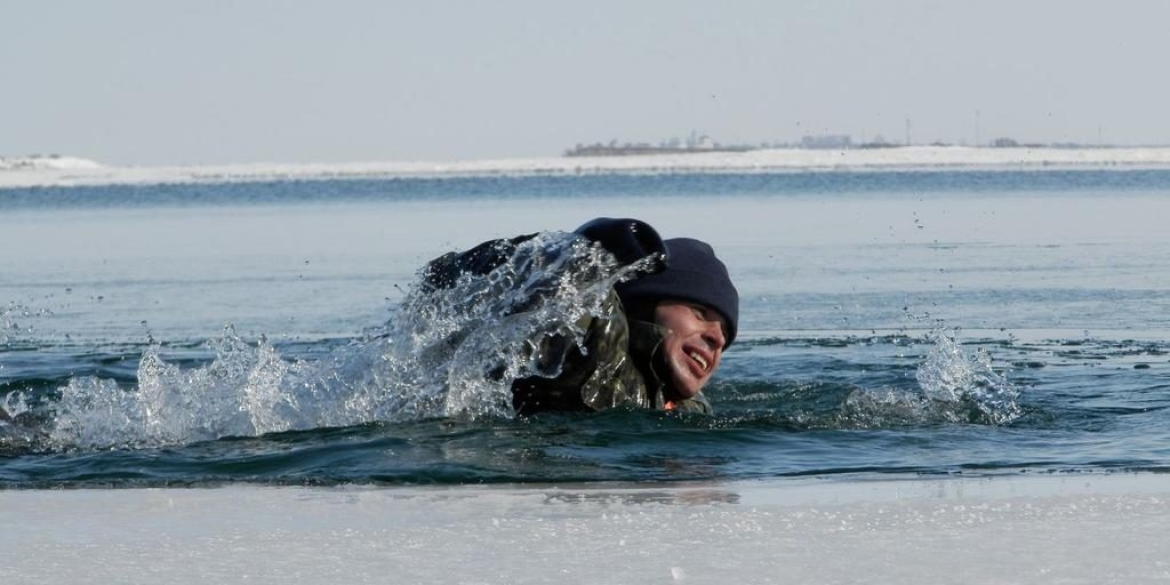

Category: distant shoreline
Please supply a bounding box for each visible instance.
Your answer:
[7,146,1170,188]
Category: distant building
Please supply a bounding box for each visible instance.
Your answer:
[800,135,853,149]
[689,134,715,150]
[564,132,754,157]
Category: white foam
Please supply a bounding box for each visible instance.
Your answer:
[5,146,1170,188]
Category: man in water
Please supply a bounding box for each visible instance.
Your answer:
[422,218,738,415]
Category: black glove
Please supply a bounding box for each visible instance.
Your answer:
[573,217,666,269]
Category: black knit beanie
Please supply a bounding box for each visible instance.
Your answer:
[616,237,739,346]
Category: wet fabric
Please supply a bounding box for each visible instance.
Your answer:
[421,226,713,416]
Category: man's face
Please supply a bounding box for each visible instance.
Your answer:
[654,300,727,400]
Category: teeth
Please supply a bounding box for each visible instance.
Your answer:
[689,351,708,371]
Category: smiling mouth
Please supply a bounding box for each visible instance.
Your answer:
[688,351,709,372]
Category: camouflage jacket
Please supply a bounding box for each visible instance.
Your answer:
[422,230,713,416]
[510,289,713,415]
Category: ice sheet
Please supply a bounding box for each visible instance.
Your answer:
[4,474,1169,584]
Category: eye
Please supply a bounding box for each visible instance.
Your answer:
[693,305,721,324]
[690,305,728,341]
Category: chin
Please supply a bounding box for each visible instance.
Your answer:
[668,373,702,400]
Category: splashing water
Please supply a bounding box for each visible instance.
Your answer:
[915,330,1022,424]
[840,329,1022,427]
[5,232,641,451]
[2,233,1025,452]
[1,301,31,347]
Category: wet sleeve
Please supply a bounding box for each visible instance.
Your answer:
[511,291,650,414]
[422,230,653,415]
[421,233,538,290]
[573,218,667,268]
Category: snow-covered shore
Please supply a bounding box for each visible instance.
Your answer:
[0,155,103,173]
[5,146,1170,188]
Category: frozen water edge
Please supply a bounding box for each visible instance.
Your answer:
[6,146,1170,188]
[4,474,1170,584]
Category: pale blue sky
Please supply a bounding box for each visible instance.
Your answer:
[3,0,1168,165]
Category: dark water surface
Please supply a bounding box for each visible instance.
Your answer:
[2,168,1170,210]
[3,169,1169,487]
